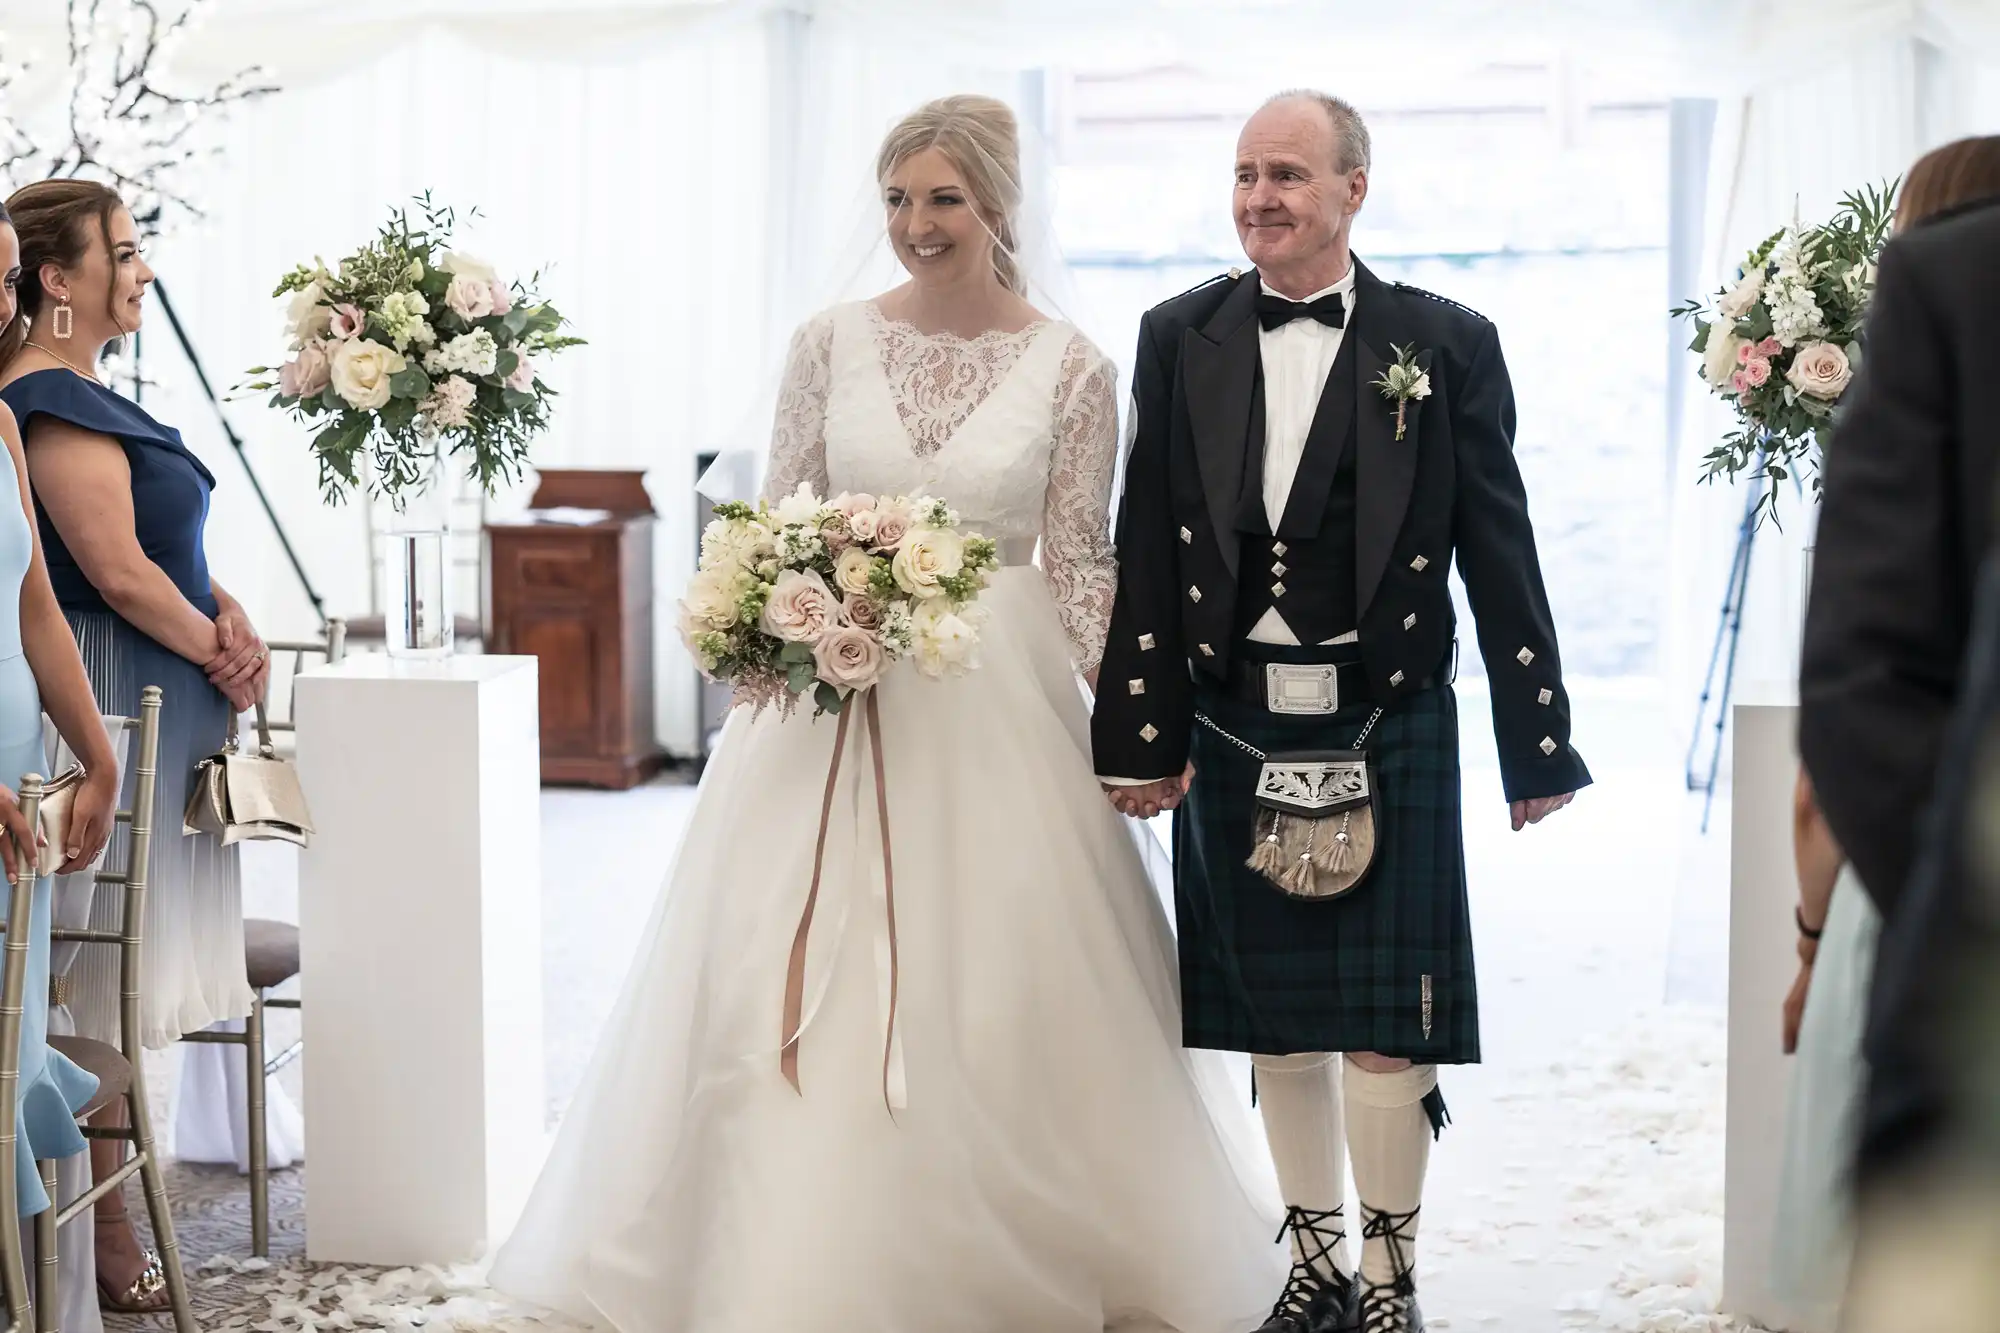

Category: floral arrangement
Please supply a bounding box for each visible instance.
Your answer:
[1673,182,1896,521]
[680,484,1001,716]
[247,195,583,503]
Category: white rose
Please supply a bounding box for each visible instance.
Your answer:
[681,566,747,630]
[812,625,887,691]
[834,546,877,596]
[1408,371,1431,400]
[445,272,496,322]
[891,528,965,599]
[328,338,407,411]
[441,251,500,286]
[911,598,981,678]
[759,569,841,643]
[285,280,331,348]
[1784,341,1854,401]
[1701,329,1745,389]
[1718,268,1766,319]
[773,481,825,528]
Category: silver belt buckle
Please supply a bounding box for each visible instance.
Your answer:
[1264,663,1339,714]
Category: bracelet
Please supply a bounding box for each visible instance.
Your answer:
[1795,905,1825,941]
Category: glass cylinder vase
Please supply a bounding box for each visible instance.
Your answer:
[383,457,454,660]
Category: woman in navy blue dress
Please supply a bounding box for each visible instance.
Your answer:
[0,195,126,1283]
[0,180,270,1312]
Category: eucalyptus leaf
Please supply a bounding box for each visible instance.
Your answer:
[389,365,433,400]
[779,641,814,665]
[815,682,844,716]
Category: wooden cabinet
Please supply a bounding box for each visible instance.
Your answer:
[487,469,666,789]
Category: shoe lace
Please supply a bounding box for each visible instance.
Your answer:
[1269,1205,1350,1318]
[1359,1203,1421,1331]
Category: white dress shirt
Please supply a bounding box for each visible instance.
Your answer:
[1247,266,1360,647]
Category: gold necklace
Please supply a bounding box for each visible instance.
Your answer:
[23,341,103,385]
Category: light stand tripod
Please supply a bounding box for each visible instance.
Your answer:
[1684,449,1800,832]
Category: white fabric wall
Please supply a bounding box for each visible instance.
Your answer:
[135,21,770,754]
[1662,34,2000,758]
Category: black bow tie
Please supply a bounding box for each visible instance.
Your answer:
[1256,291,1347,332]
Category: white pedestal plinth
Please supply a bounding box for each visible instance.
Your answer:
[1722,701,1812,1331]
[294,654,544,1265]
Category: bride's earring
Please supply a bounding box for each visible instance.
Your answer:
[51,296,73,341]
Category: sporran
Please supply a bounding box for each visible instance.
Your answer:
[1199,706,1385,900]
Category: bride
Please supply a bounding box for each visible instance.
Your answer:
[489,94,1286,1332]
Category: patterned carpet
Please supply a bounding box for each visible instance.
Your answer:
[107,1164,573,1332]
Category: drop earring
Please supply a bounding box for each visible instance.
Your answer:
[51,297,73,341]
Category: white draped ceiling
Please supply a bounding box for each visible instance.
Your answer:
[0,0,1993,754]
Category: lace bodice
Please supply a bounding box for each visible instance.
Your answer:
[763,302,1120,672]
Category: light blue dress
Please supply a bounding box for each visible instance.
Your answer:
[1771,864,1881,1330]
[0,443,98,1215]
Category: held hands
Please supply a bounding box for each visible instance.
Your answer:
[1104,763,1197,820]
[1509,792,1574,831]
[207,608,270,713]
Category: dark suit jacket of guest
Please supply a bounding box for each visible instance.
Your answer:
[1800,197,2000,914]
[1860,536,2000,1181]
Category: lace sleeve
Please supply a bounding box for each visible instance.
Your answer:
[761,311,835,503]
[1042,333,1120,673]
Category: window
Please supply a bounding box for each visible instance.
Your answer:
[1045,64,1669,678]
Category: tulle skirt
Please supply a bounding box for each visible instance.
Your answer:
[490,568,1286,1332]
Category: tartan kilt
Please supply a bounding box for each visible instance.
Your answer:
[1174,677,1480,1064]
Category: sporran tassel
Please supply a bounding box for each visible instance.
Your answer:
[1248,810,1289,877]
[1281,820,1318,895]
[1312,814,1353,874]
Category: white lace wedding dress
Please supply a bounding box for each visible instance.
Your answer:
[489,302,1286,1332]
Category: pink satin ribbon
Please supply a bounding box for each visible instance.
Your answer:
[779,688,902,1115]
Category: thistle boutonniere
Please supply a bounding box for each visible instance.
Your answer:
[1372,344,1432,441]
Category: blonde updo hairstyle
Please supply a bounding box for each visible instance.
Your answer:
[875,95,1027,296]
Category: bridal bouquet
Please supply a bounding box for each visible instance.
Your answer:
[1673,182,1896,521]
[680,485,1002,716]
[248,194,583,504]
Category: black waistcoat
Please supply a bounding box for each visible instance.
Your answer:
[1230,352,1361,646]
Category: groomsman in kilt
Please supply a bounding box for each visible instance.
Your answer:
[1095,91,1589,1333]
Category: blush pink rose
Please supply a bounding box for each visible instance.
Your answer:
[1785,341,1854,401]
[758,569,841,643]
[330,303,366,340]
[445,272,496,322]
[843,593,883,630]
[1730,370,1751,395]
[278,340,333,400]
[1741,357,1771,388]
[830,492,877,518]
[847,508,881,543]
[487,280,513,316]
[871,503,913,551]
[813,625,886,691]
[1754,336,1783,357]
[505,352,535,393]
